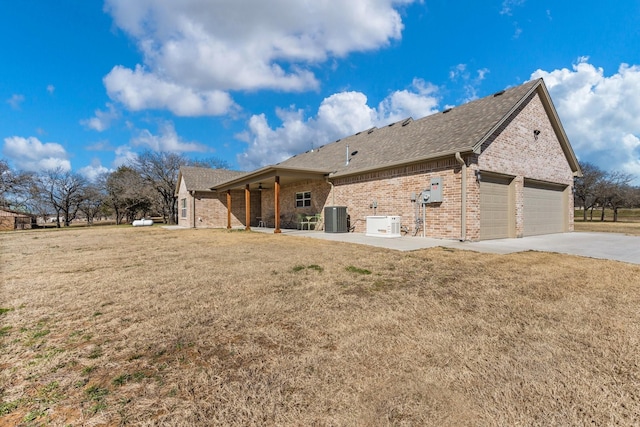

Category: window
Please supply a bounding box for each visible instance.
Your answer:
[181,198,187,218]
[295,191,311,208]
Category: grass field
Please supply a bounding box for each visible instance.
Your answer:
[1,227,640,426]
[574,220,640,235]
[575,208,640,236]
[575,207,640,222]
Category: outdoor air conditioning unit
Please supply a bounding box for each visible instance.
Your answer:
[324,206,348,233]
[366,215,401,238]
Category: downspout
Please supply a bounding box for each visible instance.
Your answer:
[325,177,335,206]
[455,152,466,241]
[189,191,196,229]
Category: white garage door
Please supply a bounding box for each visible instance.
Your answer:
[480,176,512,240]
[524,182,566,236]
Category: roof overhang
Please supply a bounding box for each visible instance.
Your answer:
[328,150,475,179]
[536,81,583,177]
[174,170,184,197]
[211,166,330,191]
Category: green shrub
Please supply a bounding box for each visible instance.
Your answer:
[345,266,371,275]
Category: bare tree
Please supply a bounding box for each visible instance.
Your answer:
[103,166,154,224]
[77,185,105,225]
[600,171,634,222]
[40,168,88,227]
[0,159,34,210]
[188,156,230,169]
[574,162,606,221]
[132,151,187,224]
[630,186,640,208]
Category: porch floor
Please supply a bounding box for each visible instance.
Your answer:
[250,226,468,252]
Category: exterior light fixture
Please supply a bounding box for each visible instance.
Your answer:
[258,183,263,191]
[475,170,482,182]
[533,129,541,140]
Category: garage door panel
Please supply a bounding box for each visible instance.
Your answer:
[480,178,511,240]
[524,183,565,236]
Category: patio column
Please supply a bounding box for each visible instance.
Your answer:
[245,184,251,231]
[226,189,232,229]
[274,176,281,233]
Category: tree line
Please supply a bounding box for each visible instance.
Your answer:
[573,162,640,221]
[0,151,228,227]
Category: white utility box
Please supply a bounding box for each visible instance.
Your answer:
[366,215,401,238]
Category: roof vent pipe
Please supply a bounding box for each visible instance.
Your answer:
[346,144,350,166]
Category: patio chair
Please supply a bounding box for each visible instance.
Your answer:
[295,213,306,230]
[301,213,321,230]
[261,212,274,228]
[280,214,297,229]
[312,213,323,231]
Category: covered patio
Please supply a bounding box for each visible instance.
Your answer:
[210,165,330,233]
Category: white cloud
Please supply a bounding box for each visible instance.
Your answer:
[7,94,25,110]
[78,159,111,182]
[47,85,55,94]
[113,146,138,167]
[499,1,525,38]
[377,78,439,123]
[449,64,490,102]
[104,65,237,116]
[237,79,440,169]
[500,0,526,16]
[449,64,468,80]
[131,121,208,153]
[532,58,640,182]
[103,0,415,115]
[2,136,71,172]
[81,103,120,132]
[85,140,113,151]
[512,23,523,39]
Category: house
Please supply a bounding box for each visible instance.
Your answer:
[180,78,581,240]
[175,166,252,228]
[0,208,36,231]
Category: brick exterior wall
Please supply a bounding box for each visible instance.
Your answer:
[0,210,34,231]
[260,180,332,227]
[0,216,18,231]
[176,178,258,228]
[331,159,465,239]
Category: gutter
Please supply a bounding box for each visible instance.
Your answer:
[325,176,335,205]
[455,152,467,241]
[189,190,196,229]
[329,149,474,180]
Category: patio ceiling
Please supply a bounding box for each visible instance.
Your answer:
[211,166,330,191]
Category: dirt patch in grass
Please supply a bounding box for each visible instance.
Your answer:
[1,227,639,425]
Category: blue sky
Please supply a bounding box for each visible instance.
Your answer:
[2,0,640,183]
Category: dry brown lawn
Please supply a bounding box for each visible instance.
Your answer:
[1,226,640,426]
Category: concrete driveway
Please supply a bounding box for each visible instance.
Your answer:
[461,232,640,265]
[256,228,640,265]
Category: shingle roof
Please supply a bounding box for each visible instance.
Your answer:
[277,79,543,177]
[210,78,579,191]
[178,166,247,192]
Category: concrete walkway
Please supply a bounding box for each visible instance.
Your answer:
[251,227,640,265]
